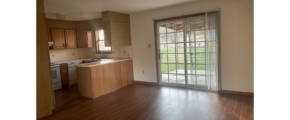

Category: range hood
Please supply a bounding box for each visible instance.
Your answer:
[48,41,54,50]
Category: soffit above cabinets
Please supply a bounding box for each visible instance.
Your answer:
[44,0,198,21]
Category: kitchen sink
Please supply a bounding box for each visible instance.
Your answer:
[82,58,101,63]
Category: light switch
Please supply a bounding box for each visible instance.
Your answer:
[148,44,151,48]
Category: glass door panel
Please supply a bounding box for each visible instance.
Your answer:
[158,18,209,87]
[158,21,185,85]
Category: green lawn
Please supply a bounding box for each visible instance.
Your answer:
[161,47,207,73]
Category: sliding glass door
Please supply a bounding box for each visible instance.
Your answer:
[157,13,218,89]
[159,20,186,85]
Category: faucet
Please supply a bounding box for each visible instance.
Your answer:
[100,51,107,58]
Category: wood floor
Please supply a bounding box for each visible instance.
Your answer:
[53,85,92,113]
[42,84,253,120]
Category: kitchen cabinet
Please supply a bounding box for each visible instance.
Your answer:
[102,64,111,94]
[64,29,77,48]
[121,59,134,86]
[51,29,66,49]
[50,28,92,49]
[76,30,94,48]
[102,22,131,47]
[108,62,123,91]
[110,22,131,47]
[101,11,131,47]
[76,59,134,98]
[76,30,88,48]
[60,63,69,87]
[102,11,130,23]
[87,30,94,48]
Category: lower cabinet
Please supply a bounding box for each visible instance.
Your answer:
[77,59,134,98]
[60,63,69,87]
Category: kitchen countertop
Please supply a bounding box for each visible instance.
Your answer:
[52,58,93,64]
[74,58,132,67]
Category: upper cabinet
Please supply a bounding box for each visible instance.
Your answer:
[87,30,94,48]
[64,30,77,48]
[51,29,66,49]
[47,19,94,49]
[76,30,88,48]
[101,11,131,47]
[102,11,130,23]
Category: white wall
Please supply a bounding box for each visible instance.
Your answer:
[49,48,87,62]
[130,0,253,92]
[86,46,133,59]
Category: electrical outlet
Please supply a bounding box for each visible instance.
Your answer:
[52,55,54,58]
[124,51,126,54]
[143,71,145,74]
[72,53,74,56]
[148,44,151,48]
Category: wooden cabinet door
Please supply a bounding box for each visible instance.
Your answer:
[76,30,88,48]
[87,30,94,48]
[60,69,69,86]
[108,63,116,91]
[51,29,66,49]
[102,64,110,94]
[64,30,77,48]
[102,22,112,47]
[47,28,52,41]
[110,22,131,47]
[121,61,128,87]
[114,62,122,89]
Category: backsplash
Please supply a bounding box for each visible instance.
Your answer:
[86,46,133,59]
[49,46,133,62]
[49,48,87,62]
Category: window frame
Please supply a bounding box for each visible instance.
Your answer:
[95,29,112,54]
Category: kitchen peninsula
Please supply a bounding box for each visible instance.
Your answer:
[75,59,134,98]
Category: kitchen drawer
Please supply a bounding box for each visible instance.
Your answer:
[60,63,68,69]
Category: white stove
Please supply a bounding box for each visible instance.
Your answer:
[51,63,62,90]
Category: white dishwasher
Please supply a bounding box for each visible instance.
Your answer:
[68,60,83,86]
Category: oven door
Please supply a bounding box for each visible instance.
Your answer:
[51,66,60,82]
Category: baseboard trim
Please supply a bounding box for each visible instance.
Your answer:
[219,90,254,96]
[134,81,158,85]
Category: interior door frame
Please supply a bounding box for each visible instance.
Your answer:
[153,13,205,85]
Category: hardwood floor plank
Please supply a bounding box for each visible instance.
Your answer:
[42,84,253,120]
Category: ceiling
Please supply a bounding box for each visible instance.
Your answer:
[44,0,198,21]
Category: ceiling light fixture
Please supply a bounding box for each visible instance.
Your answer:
[55,14,66,20]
